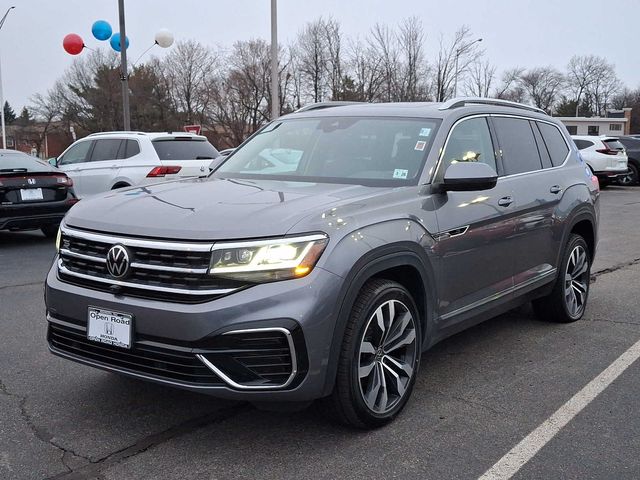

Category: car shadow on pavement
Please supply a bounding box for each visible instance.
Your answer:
[0,230,50,247]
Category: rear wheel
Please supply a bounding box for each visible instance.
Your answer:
[533,234,591,323]
[41,224,59,239]
[324,279,421,428]
[618,163,639,186]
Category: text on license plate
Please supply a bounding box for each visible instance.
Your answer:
[87,308,133,349]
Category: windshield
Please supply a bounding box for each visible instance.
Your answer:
[214,117,439,186]
[152,138,219,160]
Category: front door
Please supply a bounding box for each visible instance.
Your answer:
[432,116,516,324]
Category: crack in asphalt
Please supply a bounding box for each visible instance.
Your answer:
[45,403,249,480]
[591,257,640,281]
[0,379,88,477]
[583,317,640,327]
[0,280,44,291]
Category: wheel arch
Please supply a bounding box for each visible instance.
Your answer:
[320,242,437,397]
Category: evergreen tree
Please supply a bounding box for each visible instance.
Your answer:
[16,106,33,127]
[3,101,16,124]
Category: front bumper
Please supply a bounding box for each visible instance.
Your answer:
[45,260,344,402]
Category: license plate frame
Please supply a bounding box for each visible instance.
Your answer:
[87,307,134,349]
[20,188,43,201]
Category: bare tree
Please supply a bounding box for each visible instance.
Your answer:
[369,23,401,102]
[567,55,600,116]
[347,37,384,102]
[518,67,564,112]
[297,19,329,103]
[397,16,427,101]
[464,59,496,97]
[322,17,344,100]
[433,26,483,101]
[493,67,525,100]
[29,81,65,156]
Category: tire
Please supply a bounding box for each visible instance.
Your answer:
[533,234,591,323]
[617,163,639,186]
[322,279,421,428]
[41,224,59,239]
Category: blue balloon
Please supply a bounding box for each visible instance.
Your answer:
[110,33,129,52]
[91,20,112,41]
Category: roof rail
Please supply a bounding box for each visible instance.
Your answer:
[438,97,547,115]
[87,131,148,137]
[294,101,365,113]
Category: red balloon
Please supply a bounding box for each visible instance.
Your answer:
[63,34,84,55]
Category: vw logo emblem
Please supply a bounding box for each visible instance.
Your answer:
[106,245,130,278]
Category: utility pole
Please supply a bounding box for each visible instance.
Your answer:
[453,37,483,98]
[0,6,16,149]
[270,0,279,120]
[118,0,131,131]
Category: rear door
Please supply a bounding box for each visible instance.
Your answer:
[492,116,565,289]
[151,137,220,178]
[80,138,124,196]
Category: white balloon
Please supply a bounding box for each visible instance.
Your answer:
[155,29,174,48]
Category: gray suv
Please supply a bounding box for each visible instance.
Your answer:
[45,98,599,428]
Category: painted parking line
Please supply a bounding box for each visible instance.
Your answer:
[478,337,640,480]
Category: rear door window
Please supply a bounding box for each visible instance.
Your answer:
[537,122,569,166]
[58,141,93,165]
[152,139,219,161]
[90,139,124,162]
[493,117,543,175]
[441,117,497,173]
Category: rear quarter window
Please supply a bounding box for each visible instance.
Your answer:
[537,122,569,167]
[573,139,594,150]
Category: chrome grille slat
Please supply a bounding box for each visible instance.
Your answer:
[58,226,244,301]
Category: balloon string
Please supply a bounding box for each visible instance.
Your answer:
[131,43,157,67]
[83,44,95,51]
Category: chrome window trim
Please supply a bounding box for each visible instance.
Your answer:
[61,226,215,252]
[58,259,236,296]
[197,327,298,390]
[431,113,573,184]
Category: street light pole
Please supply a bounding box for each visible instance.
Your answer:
[453,37,483,98]
[118,0,131,131]
[0,6,16,149]
[270,0,279,120]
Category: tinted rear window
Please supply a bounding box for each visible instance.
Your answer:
[603,139,625,151]
[0,152,53,172]
[573,139,593,150]
[537,122,569,167]
[91,139,123,162]
[493,117,543,175]
[152,139,219,161]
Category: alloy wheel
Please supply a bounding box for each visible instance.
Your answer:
[358,299,417,414]
[564,245,589,317]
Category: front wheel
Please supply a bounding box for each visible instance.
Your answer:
[533,234,591,323]
[324,279,421,428]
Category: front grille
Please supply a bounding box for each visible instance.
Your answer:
[48,322,224,386]
[58,227,246,302]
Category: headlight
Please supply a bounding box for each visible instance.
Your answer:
[209,234,328,283]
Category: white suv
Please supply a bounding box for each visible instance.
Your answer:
[572,135,628,184]
[52,132,219,198]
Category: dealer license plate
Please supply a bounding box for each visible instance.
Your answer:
[20,188,43,201]
[87,308,133,349]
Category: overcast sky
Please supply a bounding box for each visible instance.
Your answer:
[1,0,639,110]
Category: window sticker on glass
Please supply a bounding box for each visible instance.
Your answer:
[415,141,427,151]
[419,127,432,137]
[393,169,408,179]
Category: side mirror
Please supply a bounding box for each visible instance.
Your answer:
[48,157,58,167]
[441,162,498,192]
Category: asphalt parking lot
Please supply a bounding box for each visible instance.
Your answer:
[1,186,639,480]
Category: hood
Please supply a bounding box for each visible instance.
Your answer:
[64,177,377,240]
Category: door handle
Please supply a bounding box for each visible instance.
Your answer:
[498,196,513,207]
[550,185,562,194]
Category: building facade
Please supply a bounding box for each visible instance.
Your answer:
[556,108,631,136]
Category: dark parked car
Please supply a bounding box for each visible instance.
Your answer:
[0,150,76,237]
[45,99,599,428]
[616,136,640,185]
